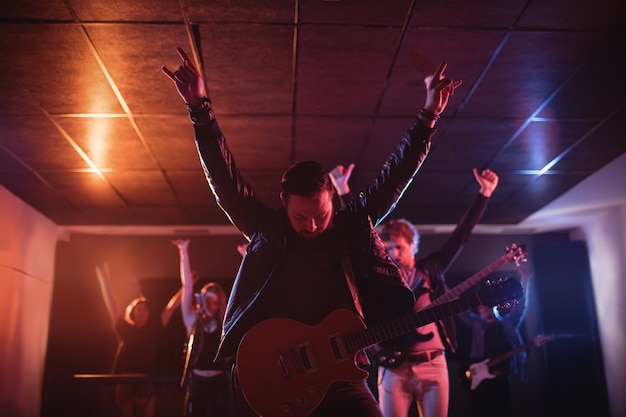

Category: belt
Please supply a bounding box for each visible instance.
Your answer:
[404,350,444,363]
[193,369,225,378]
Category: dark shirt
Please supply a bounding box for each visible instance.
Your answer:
[195,327,229,371]
[483,321,512,374]
[113,318,160,374]
[259,229,355,325]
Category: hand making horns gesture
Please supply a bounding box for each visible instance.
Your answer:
[161,47,206,108]
[423,62,462,116]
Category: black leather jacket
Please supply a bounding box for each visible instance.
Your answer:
[192,115,437,359]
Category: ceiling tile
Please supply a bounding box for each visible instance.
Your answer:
[411,0,527,28]
[43,171,127,206]
[1,115,92,170]
[166,170,217,205]
[188,0,295,23]
[294,116,370,167]
[135,116,200,169]
[0,0,74,20]
[489,120,599,171]
[71,0,183,22]
[297,25,399,115]
[461,31,605,119]
[198,24,295,115]
[104,170,177,205]
[301,0,412,26]
[55,116,160,169]
[518,0,625,30]
[0,24,124,114]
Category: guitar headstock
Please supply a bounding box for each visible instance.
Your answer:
[505,243,527,267]
[465,276,524,310]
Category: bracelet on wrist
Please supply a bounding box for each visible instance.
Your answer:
[418,107,440,121]
[186,97,212,111]
[186,97,214,125]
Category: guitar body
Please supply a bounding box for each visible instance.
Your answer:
[236,309,368,417]
[463,334,555,390]
[467,359,495,390]
[367,345,406,368]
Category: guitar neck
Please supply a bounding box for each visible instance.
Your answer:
[488,336,553,367]
[342,276,522,353]
[487,341,534,367]
[345,292,481,353]
[430,247,521,306]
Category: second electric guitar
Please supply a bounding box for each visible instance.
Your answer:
[236,277,523,417]
[464,333,555,390]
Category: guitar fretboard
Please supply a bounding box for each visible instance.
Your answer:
[343,291,483,353]
[431,244,525,306]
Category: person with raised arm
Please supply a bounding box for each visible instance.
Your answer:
[162,47,461,417]
[171,238,235,417]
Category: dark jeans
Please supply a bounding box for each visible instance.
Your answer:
[184,372,235,417]
[232,379,382,417]
[308,380,382,417]
[469,375,512,417]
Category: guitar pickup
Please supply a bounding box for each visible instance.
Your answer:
[296,342,318,372]
[329,334,347,360]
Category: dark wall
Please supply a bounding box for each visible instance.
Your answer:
[528,233,609,417]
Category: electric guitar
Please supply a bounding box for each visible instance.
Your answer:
[369,243,527,367]
[235,277,523,417]
[464,333,555,390]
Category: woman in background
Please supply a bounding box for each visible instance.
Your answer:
[172,238,235,417]
[96,263,181,417]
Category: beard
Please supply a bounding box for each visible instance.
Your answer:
[298,229,322,239]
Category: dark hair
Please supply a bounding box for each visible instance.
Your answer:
[281,161,334,197]
[125,297,150,324]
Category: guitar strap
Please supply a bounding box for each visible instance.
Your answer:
[340,256,376,367]
[340,256,364,318]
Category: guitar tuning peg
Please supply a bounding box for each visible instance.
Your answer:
[497,299,519,311]
[487,276,508,286]
[505,243,517,252]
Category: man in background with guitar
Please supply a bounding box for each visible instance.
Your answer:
[162,47,461,417]
[376,168,499,417]
[457,263,534,417]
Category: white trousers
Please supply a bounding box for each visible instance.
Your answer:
[377,354,449,417]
